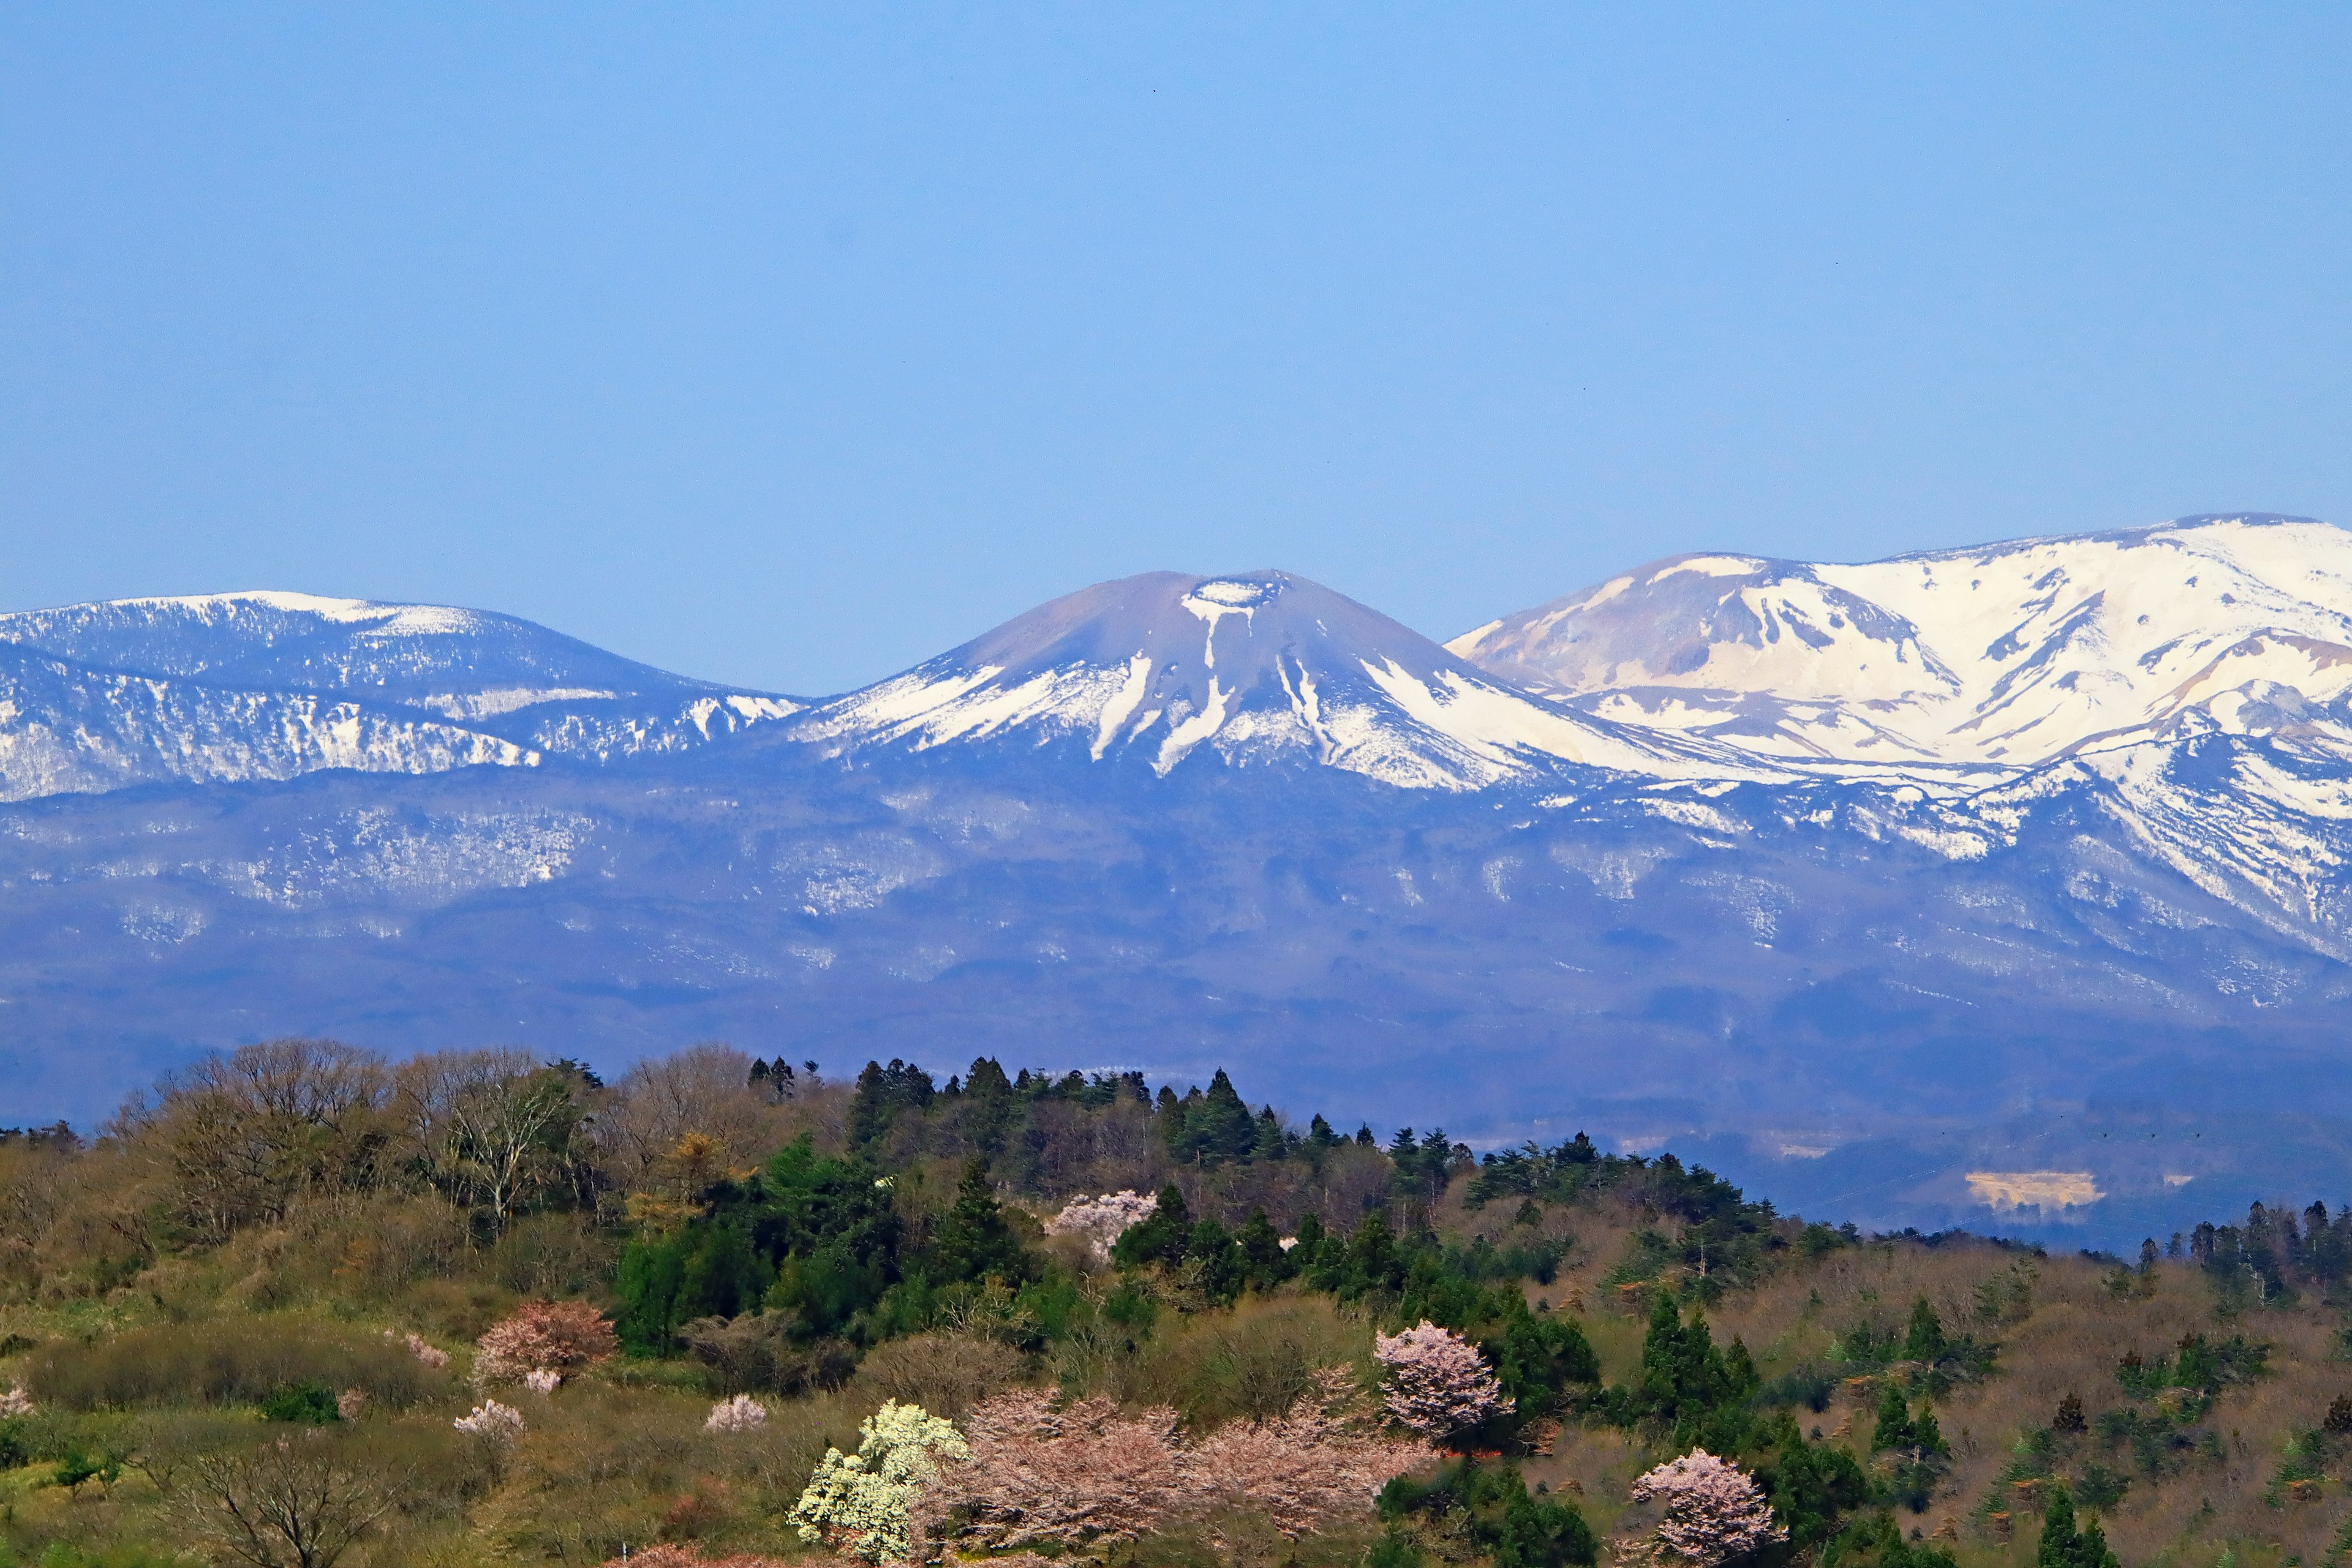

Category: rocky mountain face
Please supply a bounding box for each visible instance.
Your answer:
[4,518,2350,1245]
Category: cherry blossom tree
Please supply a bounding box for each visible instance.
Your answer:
[453,1400,526,1442]
[919,1389,1187,1554]
[921,1368,1431,1555]
[706,1393,769,1433]
[1619,1449,1786,1568]
[386,1330,449,1370]
[474,1300,617,1386]
[1373,1321,1513,1439]
[1188,1367,1436,1538]
[1043,1191,1159,1260]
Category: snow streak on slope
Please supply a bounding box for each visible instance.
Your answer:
[1451,515,2352,775]
[0,644,535,801]
[790,571,1785,790]
[0,592,805,797]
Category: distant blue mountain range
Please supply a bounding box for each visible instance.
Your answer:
[6,514,2352,1248]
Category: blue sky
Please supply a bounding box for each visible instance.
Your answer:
[5,6,2348,695]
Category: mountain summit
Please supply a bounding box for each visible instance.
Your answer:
[788,569,1755,790]
[1449,514,2352,773]
[0,591,801,799]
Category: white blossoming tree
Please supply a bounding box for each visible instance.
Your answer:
[791,1399,970,1563]
[1373,1321,1513,1440]
[1619,1449,1787,1568]
[1044,1191,1159,1260]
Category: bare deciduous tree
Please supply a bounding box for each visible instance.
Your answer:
[121,1040,391,1242]
[396,1050,581,1229]
[597,1042,774,1195]
[174,1438,405,1568]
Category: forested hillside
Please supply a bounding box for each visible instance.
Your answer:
[1,1042,2348,1568]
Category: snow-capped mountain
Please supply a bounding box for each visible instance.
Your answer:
[1450,513,2352,777]
[786,570,1774,790]
[0,591,802,798]
[10,518,2352,1244]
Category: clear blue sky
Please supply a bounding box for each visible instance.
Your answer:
[5,6,2348,695]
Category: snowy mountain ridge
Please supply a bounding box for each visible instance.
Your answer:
[8,518,2352,1239]
[784,569,1787,791]
[1449,513,2352,777]
[0,590,804,799]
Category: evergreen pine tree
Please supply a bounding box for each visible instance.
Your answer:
[1110,1183,1193,1268]
[929,1158,1031,1284]
[1902,1297,1946,1362]
[1874,1381,1914,1451]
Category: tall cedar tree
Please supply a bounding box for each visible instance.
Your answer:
[930,1158,1033,1284]
[2036,1487,2119,1568]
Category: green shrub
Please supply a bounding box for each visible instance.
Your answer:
[260,1379,340,1423]
[26,1318,442,1411]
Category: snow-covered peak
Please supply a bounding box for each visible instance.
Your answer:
[793,570,1768,790]
[0,589,722,703]
[1451,514,2352,771]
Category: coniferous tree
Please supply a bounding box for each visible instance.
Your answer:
[2036,1486,2119,1568]
[1902,1297,1947,1362]
[1873,1381,1914,1451]
[1110,1184,1193,1268]
[929,1158,1032,1285]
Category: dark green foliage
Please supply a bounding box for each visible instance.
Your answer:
[2035,1486,2119,1568]
[1379,1460,1596,1568]
[1751,1411,1874,1551]
[1483,1300,1601,1417]
[1161,1069,1263,1168]
[616,1134,906,1350]
[1622,1295,1759,1446]
[1186,1218,1243,1303]
[1367,1526,1427,1568]
[1468,1134,1600,1205]
[927,1158,1035,1286]
[2075,1461,2129,1509]
[260,1379,340,1423]
[1825,1510,1960,1568]
[51,1445,121,1496]
[616,1220,769,1352]
[2094,1401,2208,1478]
[1902,1298,1946,1362]
[1757,1365,1835,1412]
[1838,1302,1994,1379]
[848,1058,938,1146]
[1235,1208,1297,1291]
[1872,1384,1946,1455]
[2114,1333,2269,1397]
[1112,1185,1194,1269]
[1389,1128,1464,1204]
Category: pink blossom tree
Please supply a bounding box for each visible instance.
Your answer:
[474,1299,618,1385]
[922,1369,1431,1555]
[1042,1191,1158,1261]
[1619,1449,1786,1568]
[1373,1321,1513,1440]
[1188,1367,1435,1538]
[919,1388,1187,1554]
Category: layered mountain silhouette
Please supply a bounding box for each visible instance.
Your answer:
[4,515,2350,1245]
